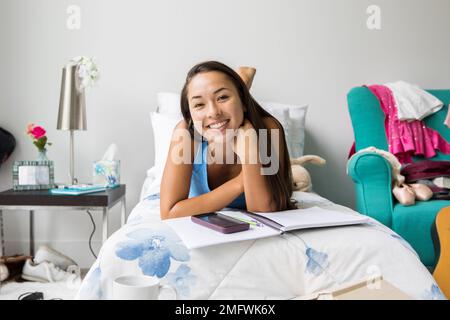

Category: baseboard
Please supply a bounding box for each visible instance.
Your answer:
[3,240,101,269]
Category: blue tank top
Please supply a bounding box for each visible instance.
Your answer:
[188,140,247,210]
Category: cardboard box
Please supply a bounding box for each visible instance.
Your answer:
[296,276,412,300]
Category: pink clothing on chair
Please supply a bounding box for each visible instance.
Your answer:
[368,85,450,164]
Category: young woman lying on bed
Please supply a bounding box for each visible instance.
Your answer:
[160,61,296,219]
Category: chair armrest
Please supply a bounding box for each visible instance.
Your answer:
[347,152,394,227]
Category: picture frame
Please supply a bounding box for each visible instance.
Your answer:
[12,160,55,191]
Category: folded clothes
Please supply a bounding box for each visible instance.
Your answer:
[401,160,450,182]
[430,189,450,200]
[415,179,450,200]
[385,81,444,121]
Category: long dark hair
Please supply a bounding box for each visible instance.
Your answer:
[180,61,295,211]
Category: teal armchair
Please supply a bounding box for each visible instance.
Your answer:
[347,87,450,268]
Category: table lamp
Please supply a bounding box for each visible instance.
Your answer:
[57,63,87,185]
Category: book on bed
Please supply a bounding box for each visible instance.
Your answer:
[164,206,369,249]
[49,184,108,195]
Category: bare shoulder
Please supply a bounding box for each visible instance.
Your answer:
[175,119,189,130]
[172,119,193,144]
[172,119,192,140]
[263,116,283,130]
[170,119,195,161]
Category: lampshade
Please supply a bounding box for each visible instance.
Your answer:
[57,63,87,131]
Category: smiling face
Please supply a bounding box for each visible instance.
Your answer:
[187,71,245,143]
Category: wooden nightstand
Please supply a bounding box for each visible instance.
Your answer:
[0,185,126,256]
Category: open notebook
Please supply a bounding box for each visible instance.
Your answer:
[164,206,369,249]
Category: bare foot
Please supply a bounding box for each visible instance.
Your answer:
[236,66,256,89]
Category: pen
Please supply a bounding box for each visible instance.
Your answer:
[233,217,261,227]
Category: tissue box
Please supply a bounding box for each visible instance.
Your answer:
[93,160,120,187]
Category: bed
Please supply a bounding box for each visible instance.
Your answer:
[76,93,445,300]
[75,188,445,300]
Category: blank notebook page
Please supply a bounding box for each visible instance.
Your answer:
[254,206,368,231]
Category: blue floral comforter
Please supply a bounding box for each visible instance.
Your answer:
[76,192,445,300]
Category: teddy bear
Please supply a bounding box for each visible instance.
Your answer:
[290,155,326,192]
[0,262,8,282]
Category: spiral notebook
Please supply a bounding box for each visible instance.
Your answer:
[164,206,369,249]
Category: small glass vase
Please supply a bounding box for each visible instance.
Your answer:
[37,149,49,161]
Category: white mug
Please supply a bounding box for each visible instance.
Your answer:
[113,275,177,300]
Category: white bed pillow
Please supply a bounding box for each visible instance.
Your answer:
[157,92,182,115]
[150,111,183,177]
[140,111,181,200]
[261,102,308,158]
[141,111,183,201]
[140,94,183,200]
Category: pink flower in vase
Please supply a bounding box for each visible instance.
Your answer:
[26,123,34,136]
[26,123,52,152]
[30,126,46,139]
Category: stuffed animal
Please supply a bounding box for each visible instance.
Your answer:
[290,155,326,192]
[0,262,9,282]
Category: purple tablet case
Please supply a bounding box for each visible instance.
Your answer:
[191,214,250,234]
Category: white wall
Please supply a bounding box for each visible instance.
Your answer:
[1,0,450,267]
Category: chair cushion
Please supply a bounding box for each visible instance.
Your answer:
[393,200,450,267]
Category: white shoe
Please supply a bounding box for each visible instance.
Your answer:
[433,177,450,189]
[34,245,77,271]
[22,259,80,283]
